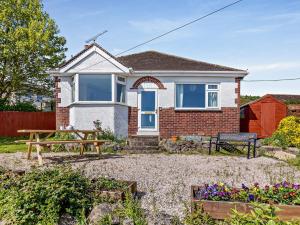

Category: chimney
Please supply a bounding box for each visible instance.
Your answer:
[84,44,90,49]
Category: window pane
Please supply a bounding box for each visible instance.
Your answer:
[176,84,205,108]
[141,114,155,128]
[208,84,218,89]
[117,83,126,103]
[141,91,155,111]
[79,75,112,101]
[208,92,218,107]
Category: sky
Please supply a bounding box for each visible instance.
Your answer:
[43,0,300,96]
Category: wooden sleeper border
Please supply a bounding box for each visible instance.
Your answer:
[191,185,300,221]
[94,180,137,202]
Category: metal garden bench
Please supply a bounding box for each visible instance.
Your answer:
[209,132,258,159]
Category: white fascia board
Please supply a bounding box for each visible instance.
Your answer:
[51,72,130,77]
[131,70,248,77]
[59,46,130,73]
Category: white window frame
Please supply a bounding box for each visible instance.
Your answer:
[206,84,220,109]
[115,75,127,104]
[174,82,220,110]
[75,73,115,104]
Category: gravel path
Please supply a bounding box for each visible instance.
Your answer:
[0,152,300,217]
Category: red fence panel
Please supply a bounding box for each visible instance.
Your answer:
[0,111,56,137]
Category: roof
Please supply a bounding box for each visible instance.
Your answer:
[59,43,119,69]
[117,50,246,72]
[59,44,247,73]
[241,94,300,108]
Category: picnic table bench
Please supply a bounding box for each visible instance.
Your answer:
[209,132,257,159]
[17,129,108,165]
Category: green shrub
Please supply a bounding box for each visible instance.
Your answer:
[264,116,300,149]
[184,204,216,225]
[0,167,92,225]
[0,99,37,112]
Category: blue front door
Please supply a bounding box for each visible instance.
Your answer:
[138,90,157,131]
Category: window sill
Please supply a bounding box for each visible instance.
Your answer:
[69,101,128,107]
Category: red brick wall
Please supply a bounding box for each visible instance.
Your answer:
[128,107,138,136]
[55,77,69,129]
[128,107,239,138]
[128,79,241,138]
[159,107,239,138]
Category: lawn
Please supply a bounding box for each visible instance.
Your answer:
[0,137,27,153]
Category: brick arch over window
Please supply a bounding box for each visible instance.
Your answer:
[131,76,165,89]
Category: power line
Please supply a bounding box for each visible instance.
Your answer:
[242,77,300,82]
[76,0,244,72]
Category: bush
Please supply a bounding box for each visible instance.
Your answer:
[0,167,92,225]
[264,116,300,148]
[0,99,37,112]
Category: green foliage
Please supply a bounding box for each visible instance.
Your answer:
[93,177,128,191]
[264,116,300,148]
[240,95,260,106]
[0,0,66,100]
[228,203,300,225]
[117,192,148,225]
[97,214,113,225]
[0,167,92,225]
[184,204,216,225]
[93,119,125,143]
[0,99,37,111]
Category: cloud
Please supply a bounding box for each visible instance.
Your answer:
[247,62,300,72]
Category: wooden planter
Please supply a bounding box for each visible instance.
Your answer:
[94,180,137,202]
[191,185,300,221]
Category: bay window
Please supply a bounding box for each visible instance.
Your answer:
[175,83,220,109]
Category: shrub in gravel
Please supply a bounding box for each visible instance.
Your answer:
[0,167,92,225]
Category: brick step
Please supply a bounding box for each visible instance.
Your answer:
[129,141,159,147]
[128,135,160,148]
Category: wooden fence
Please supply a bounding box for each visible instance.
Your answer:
[0,111,56,137]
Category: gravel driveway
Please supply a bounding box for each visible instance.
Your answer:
[0,152,299,218]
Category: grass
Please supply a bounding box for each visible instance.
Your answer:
[0,136,28,153]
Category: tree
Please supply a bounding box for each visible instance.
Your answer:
[0,0,66,101]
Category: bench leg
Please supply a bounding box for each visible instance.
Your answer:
[35,133,43,165]
[80,144,84,155]
[95,145,100,154]
[36,145,43,166]
[209,139,212,155]
[27,133,34,159]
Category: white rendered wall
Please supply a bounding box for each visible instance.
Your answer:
[69,104,128,137]
[58,76,72,107]
[67,52,126,74]
[126,75,237,108]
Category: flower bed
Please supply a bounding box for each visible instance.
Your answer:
[191,182,300,221]
[92,177,137,202]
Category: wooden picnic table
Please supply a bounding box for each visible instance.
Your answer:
[17,129,106,165]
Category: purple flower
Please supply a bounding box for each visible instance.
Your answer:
[248,194,255,201]
[242,183,249,190]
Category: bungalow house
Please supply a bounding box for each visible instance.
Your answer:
[51,43,248,138]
